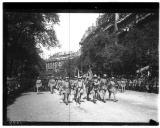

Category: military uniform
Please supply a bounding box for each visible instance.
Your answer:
[48,77,56,94]
[62,77,70,105]
[93,75,101,103]
[59,78,65,95]
[108,77,118,102]
[74,77,84,104]
[72,77,78,95]
[57,78,63,91]
[36,77,42,94]
[99,75,108,102]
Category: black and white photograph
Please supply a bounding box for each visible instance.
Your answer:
[3,2,159,126]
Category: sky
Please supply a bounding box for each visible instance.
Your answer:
[40,13,100,59]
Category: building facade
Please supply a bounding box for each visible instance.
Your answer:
[45,51,81,74]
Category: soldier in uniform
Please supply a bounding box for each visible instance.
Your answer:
[108,77,118,102]
[59,77,65,95]
[36,76,42,94]
[48,76,56,94]
[75,76,84,104]
[81,75,87,100]
[57,77,62,91]
[99,74,108,103]
[62,77,70,105]
[93,74,101,103]
[73,76,78,100]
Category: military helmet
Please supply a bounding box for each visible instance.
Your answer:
[103,74,107,77]
[78,76,82,79]
[82,75,86,79]
[94,74,97,78]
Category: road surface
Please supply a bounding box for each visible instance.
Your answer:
[7,90,158,122]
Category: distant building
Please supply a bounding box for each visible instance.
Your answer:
[80,13,157,46]
[45,50,81,74]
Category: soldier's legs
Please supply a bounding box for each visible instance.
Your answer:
[102,90,106,102]
[77,92,80,103]
[60,87,63,95]
[113,92,118,101]
[97,90,101,100]
[74,89,78,102]
[86,87,90,101]
[78,92,83,103]
[52,86,55,93]
[93,90,97,103]
[36,87,39,94]
[64,92,67,104]
[108,91,111,100]
[50,86,53,94]
[67,93,69,103]
[59,88,61,95]
[96,90,98,99]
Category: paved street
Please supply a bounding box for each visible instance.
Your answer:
[7,90,158,122]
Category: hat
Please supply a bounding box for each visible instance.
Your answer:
[94,74,97,78]
[78,76,82,79]
[103,74,107,77]
[74,76,77,78]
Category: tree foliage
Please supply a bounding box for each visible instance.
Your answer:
[60,56,80,78]
[5,12,59,87]
[80,13,158,78]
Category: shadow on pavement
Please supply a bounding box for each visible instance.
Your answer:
[6,89,35,106]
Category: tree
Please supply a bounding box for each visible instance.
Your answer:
[79,13,158,78]
[5,12,59,90]
[60,56,80,78]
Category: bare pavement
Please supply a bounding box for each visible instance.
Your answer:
[7,90,158,123]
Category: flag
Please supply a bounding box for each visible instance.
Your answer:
[87,67,93,80]
[115,13,119,21]
[115,13,119,31]
[78,69,80,78]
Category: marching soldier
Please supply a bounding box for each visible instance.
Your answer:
[99,74,108,103]
[75,76,84,104]
[59,77,65,95]
[86,68,94,101]
[108,77,118,102]
[93,74,100,103]
[57,77,63,91]
[36,76,42,94]
[82,76,87,100]
[73,76,78,100]
[62,77,70,105]
[48,76,56,94]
